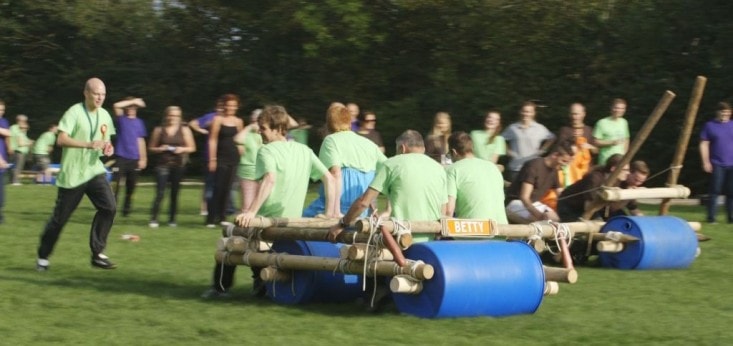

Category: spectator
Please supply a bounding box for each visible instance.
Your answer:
[356,110,385,153]
[347,102,360,131]
[699,101,733,224]
[33,124,59,184]
[502,101,555,181]
[593,98,630,165]
[470,110,506,165]
[446,132,508,223]
[190,97,224,216]
[9,114,32,185]
[206,94,244,227]
[0,100,10,223]
[425,112,452,164]
[111,97,148,216]
[147,106,196,227]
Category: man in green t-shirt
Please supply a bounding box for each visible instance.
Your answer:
[33,123,59,184]
[446,132,508,224]
[9,114,32,185]
[203,105,336,299]
[327,129,448,243]
[593,98,630,165]
[36,78,118,271]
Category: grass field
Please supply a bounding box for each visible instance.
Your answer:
[1,182,731,345]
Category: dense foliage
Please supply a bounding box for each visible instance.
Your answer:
[1,0,731,192]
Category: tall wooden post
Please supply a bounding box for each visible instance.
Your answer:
[582,90,677,220]
[659,76,707,215]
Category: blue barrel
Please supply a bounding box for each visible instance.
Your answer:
[393,240,545,318]
[267,240,363,304]
[599,216,698,270]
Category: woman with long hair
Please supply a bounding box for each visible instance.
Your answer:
[206,94,244,226]
[425,111,452,164]
[148,106,196,227]
[470,110,506,164]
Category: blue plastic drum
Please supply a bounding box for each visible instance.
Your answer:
[393,240,545,318]
[599,216,698,270]
[267,240,363,304]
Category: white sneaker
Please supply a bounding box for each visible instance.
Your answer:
[168,222,177,227]
[36,258,50,272]
[149,221,159,228]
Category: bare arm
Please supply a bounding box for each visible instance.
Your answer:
[327,188,380,242]
[329,166,343,217]
[113,98,146,116]
[235,172,277,227]
[180,127,196,154]
[148,127,163,152]
[321,170,338,218]
[208,116,222,172]
[700,140,712,173]
[519,182,545,220]
[189,118,209,135]
[137,137,147,169]
[446,196,456,217]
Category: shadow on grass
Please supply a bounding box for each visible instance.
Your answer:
[0,267,384,317]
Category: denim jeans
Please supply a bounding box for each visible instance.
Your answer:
[151,165,184,223]
[707,164,733,223]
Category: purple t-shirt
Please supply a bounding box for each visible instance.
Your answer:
[114,116,147,160]
[194,111,217,161]
[0,117,9,162]
[700,119,733,166]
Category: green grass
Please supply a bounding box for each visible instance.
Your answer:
[1,183,732,345]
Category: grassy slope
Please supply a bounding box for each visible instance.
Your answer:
[0,184,731,345]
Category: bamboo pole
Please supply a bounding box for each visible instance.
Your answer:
[596,241,625,253]
[390,275,423,294]
[600,186,690,202]
[215,251,434,280]
[224,217,341,230]
[362,219,604,236]
[226,226,413,249]
[660,76,707,215]
[347,244,394,261]
[543,266,578,284]
[544,281,560,296]
[582,90,677,220]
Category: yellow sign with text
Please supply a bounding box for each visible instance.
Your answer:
[441,219,495,237]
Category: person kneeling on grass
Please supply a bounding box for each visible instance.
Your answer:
[202,105,336,299]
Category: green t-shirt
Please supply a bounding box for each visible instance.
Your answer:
[237,129,263,180]
[255,141,328,217]
[33,131,57,155]
[319,131,387,171]
[470,130,506,162]
[56,103,116,188]
[593,116,629,165]
[9,124,31,154]
[369,153,448,242]
[446,157,508,224]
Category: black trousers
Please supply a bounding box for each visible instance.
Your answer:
[206,161,237,224]
[113,157,140,216]
[37,174,117,260]
[211,263,261,293]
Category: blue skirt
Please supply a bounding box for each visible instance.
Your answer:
[303,167,375,218]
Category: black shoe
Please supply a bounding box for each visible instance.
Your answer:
[91,254,117,270]
[365,285,392,313]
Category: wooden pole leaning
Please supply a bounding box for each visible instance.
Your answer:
[660,76,707,215]
[215,251,435,281]
[582,90,677,220]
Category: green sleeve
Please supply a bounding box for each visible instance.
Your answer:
[318,136,338,168]
[309,149,329,181]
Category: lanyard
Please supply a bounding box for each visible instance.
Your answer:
[82,103,99,141]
